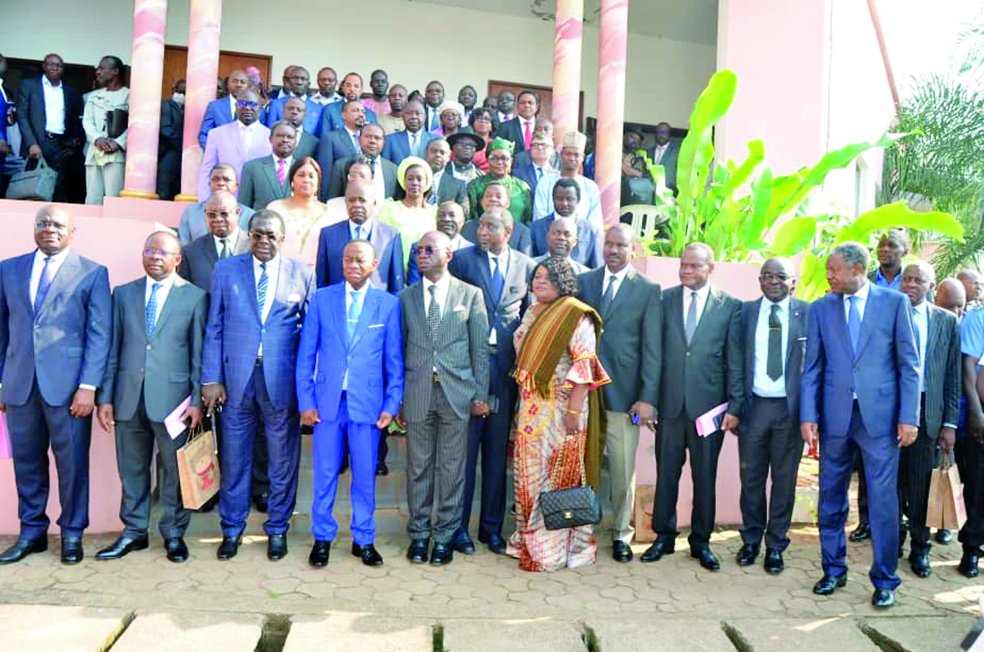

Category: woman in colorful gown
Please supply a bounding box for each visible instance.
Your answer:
[377,156,436,268]
[266,156,334,267]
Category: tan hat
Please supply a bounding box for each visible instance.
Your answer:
[562,130,587,151]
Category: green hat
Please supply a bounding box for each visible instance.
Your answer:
[485,137,515,157]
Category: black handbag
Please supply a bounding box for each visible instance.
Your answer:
[540,485,602,530]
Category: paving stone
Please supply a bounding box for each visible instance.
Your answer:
[0,605,130,651]
[861,616,974,652]
[284,614,434,652]
[442,618,584,652]
[587,619,735,651]
[726,617,878,651]
[112,611,263,651]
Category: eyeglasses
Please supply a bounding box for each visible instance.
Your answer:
[530,142,550,149]
[416,245,447,256]
[237,101,259,109]
[760,273,790,282]
[35,220,69,230]
[473,115,492,121]
[249,231,280,242]
[455,142,476,149]
[143,248,177,258]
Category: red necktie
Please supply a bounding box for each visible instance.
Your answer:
[523,121,532,150]
[277,158,287,185]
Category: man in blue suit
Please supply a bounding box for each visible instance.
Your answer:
[202,209,314,562]
[262,66,323,137]
[382,100,433,166]
[529,178,603,268]
[0,206,112,565]
[198,69,249,148]
[318,73,377,135]
[315,182,404,292]
[801,241,920,609]
[297,240,404,568]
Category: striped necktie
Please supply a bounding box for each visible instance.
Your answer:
[146,282,162,339]
[347,290,362,339]
[257,262,268,317]
[427,284,441,342]
[33,256,54,314]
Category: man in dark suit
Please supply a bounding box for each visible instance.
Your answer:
[198,69,249,148]
[0,54,11,191]
[262,67,323,136]
[512,133,555,197]
[178,191,252,292]
[642,243,743,571]
[239,121,297,210]
[17,53,85,202]
[156,79,184,201]
[0,206,112,565]
[423,81,445,132]
[801,242,920,608]
[398,231,490,566]
[94,231,207,563]
[282,97,319,160]
[735,258,808,574]
[577,224,662,562]
[426,138,467,208]
[315,100,364,200]
[316,182,404,292]
[448,208,535,555]
[408,201,473,284]
[201,210,314,562]
[319,73,378,134]
[530,179,603,268]
[383,100,433,166]
[493,90,539,153]
[461,182,532,256]
[297,240,404,568]
[648,122,681,192]
[897,262,961,578]
[327,124,396,200]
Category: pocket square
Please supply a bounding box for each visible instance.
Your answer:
[288,293,302,303]
[453,305,467,312]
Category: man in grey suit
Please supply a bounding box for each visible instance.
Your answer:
[178,191,252,292]
[283,97,319,160]
[398,231,490,566]
[642,243,743,571]
[532,216,589,274]
[426,139,468,209]
[327,124,397,200]
[648,122,680,192]
[577,224,662,562]
[95,232,208,563]
[735,258,808,574]
[239,121,297,210]
[0,206,112,565]
[898,262,961,578]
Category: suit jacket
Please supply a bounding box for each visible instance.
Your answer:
[0,251,112,407]
[16,76,84,154]
[434,172,468,208]
[577,267,662,412]
[660,285,744,421]
[649,140,681,191]
[157,99,184,199]
[177,230,252,292]
[198,121,272,200]
[382,129,435,166]
[398,277,490,421]
[201,253,313,409]
[460,219,532,256]
[296,283,404,423]
[529,213,603,268]
[800,284,920,439]
[448,246,535,371]
[294,131,319,160]
[494,117,533,153]
[198,96,235,148]
[0,85,8,152]
[920,303,961,439]
[315,219,404,292]
[177,202,254,245]
[262,96,323,136]
[513,150,559,170]
[511,163,548,198]
[318,102,377,135]
[314,128,359,200]
[327,155,397,200]
[97,276,207,421]
[239,155,291,209]
[739,297,809,425]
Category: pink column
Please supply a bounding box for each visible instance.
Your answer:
[551,0,584,145]
[595,0,629,226]
[119,0,169,200]
[176,0,222,202]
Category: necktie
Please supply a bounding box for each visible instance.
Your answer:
[523,121,532,150]
[410,132,418,157]
[353,132,361,152]
[427,284,442,342]
[219,238,229,259]
[535,166,542,184]
[429,109,438,131]
[767,303,782,381]
[491,256,505,304]
[33,256,54,314]
[347,290,362,339]
[146,282,162,339]
[685,291,698,344]
[847,295,861,353]
[276,158,287,185]
[601,275,616,315]
[257,262,268,318]
[354,225,365,241]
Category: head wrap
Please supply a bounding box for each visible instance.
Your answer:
[485,137,516,157]
[437,101,465,122]
[396,156,433,193]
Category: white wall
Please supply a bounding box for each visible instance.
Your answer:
[2,0,716,128]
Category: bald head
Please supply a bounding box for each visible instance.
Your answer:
[34,205,75,255]
[936,278,967,317]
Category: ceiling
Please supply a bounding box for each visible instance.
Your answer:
[410,0,719,45]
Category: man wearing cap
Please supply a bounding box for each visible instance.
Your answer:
[465,138,532,224]
[532,131,602,229]
[446,132,484,183]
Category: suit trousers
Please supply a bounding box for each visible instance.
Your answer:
[652,413,724,549]
[738,396,802,551]
[605,410,641,543]
[460,351,514,539]
[406,382,469,544]
[854,451,870,525]
[311,394,380,544]
[898,399,935,555]
[218,362,301,538]
[6,378,91,538]
[85,161,125,205]
[114,390,191,539]
[818,402,900,590]
[957,433,984,555]
[37,135,84,202]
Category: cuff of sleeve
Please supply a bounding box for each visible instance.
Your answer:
[943,423,958,430]
[78,384,96,391]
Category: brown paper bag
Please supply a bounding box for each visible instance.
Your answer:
[927,462,967,531]
[632,484,657,543]
[176,426,220,509]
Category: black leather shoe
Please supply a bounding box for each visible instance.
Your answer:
[849,523,871,542]
[60,537,83,564]
[267,533,288,560]
[935,529,954,545]
[872,588,895,608]
[958,551,980,578]
[376,463,389,476]
[95,534,149,561]
[692,547,720,571]
[309,540,331,567]
[216,535,242,560]
[736,543,760,566]
[764,548,784,574]
[613,540,633,563]
[430,542,454,566]
[252,493,269,514]
[909,552,931,578]
[452,531,476,555]
[352,543,383,566]
[481,533,507,555]
[812,574,847,595]
[0,536,47,564]
[407,539,429,563]
[640,537,675,563]
[165,537,188,563]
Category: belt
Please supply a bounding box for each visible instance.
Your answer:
[432,372,441,385]
[44,131,67,139]
[752,393,786,401]
[255,357,264,367]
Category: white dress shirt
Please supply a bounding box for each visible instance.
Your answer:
[752,296,790,397]
[342,281,368,390]
[228,95,237,119]
[423,272,451,317]
[253,254,280,357]
[238,119,261,153]
[681,283,712,331]
[349,218,373,241]
[369,156,385,203]
[41,76,66,135]
[651,142,669,164]
[912,300,929,392]
[212,229,242,258]
[30,247,71,305]
[272,154,293,181]
[602,264,631,304]
[144,273,176,327]
[486,249,510,344]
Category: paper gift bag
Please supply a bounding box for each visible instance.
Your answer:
[927,462,967,531]
[632,484,657,543]
[176,426,220,509]
[0,413,11,459]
